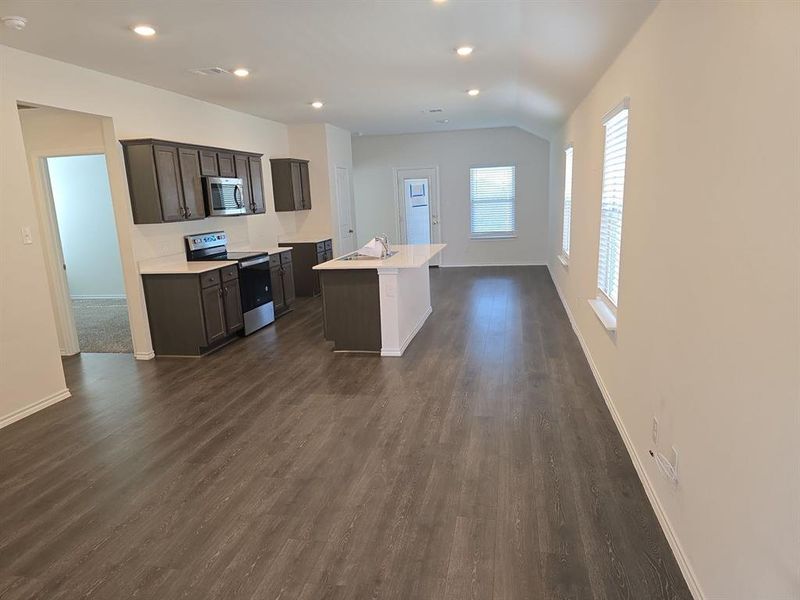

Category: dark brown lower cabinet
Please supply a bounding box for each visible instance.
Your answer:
[143,265,243,356]
[269,250,296,317]
[278,239,332,297]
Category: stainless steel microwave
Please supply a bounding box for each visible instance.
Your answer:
[203,177,246,216]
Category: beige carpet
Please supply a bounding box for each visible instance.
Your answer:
[72,298,133,353]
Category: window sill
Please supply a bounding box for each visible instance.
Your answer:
[470,234,517,240]
[588,298,617,332]
[557,253,569,268]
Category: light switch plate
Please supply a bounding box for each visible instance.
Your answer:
[21,226,33,245]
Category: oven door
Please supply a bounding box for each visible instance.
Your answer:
[204,177,246,216]
[238,256,275,334]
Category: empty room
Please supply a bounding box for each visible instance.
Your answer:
[0,1,797,599]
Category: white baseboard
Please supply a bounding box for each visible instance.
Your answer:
[0,388,71,429]
[440,262,547,268]
[70,294,126,300]
[547,265,704,600]
[134,350,155,361]
[381,305,433,357]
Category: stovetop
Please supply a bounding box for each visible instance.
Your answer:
[191,251,268,262]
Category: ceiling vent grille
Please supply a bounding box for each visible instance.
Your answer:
[189,66,231,76]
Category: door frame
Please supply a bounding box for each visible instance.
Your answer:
[334,165,357,254]
[393,166,442,265]
[31,148,106,355]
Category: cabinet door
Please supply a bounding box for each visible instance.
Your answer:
[199,150,219,176]
[282,262,296,307]
[290,162,304,210]
[217,152,236,177]
[201,284,227,345]
[270,265,285,314]
[248,157,266,214]
[153,145,185,222]
[234,154,253,213]
[299,162,312,209]
[178,148,206,220]
[222,281,244,334]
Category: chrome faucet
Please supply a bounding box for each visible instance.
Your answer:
[376,234,390,258]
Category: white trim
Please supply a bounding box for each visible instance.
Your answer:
[549,266,705,600]
[70,294,127,300]
[134,350,155,361]
[470,233,517,240]
[380,305,432,357]
[0,388,71,429]
[601,96,631,125]
[439,262,547,268]
[588,297,617,332]
[557,253,569,268]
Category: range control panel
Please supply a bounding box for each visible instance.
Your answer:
[185,231,227,251]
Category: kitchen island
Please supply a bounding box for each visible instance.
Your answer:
[312,244,446,356]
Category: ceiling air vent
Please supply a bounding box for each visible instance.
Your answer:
[189,66,231,76]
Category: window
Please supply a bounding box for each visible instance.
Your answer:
[596,101,629,311]
[561,146,574,260]
[470,165,515,238]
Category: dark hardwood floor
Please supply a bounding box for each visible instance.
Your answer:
[0,267,691,599]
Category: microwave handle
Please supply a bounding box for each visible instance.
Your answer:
[234,184,244,208]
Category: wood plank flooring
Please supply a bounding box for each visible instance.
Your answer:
[0,266,692,599]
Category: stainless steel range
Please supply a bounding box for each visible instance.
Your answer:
[185,231,275,335]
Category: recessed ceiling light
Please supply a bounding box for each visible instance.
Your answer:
[456,46,474,57]
[132,24,156,37]
[311,101,324,109]
[467,88,480,96]
[436,119,449,124]
[2,16,27,31]
[233,68,249,77]
[433,0,447,3]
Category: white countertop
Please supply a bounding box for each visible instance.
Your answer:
[139,255,237,275]
[313,244,446,271]
[229,245,293,255]
[277,235,332,244]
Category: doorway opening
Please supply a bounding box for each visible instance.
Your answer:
[395,167,442,265]
[44,154,132,354]
[335,166,357,254]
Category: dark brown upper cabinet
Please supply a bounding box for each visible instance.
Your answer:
[248,156,266,214]
[199,150,219,176]
[121,139,266,224]
[217,152,236,177]
[270,158,312,211]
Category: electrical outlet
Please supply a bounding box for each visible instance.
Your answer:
[651,417,659,445]
[21,226,33,245]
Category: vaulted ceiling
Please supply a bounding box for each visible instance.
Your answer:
[0,0,656,138]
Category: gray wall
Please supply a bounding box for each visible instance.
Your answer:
[352,127,549,266]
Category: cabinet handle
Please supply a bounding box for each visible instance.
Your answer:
[185,207,192,218]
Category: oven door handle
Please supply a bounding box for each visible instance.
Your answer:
[240,255,269,268]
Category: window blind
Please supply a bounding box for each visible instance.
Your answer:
[470,166,515,237]
[562,147,574,257]
[597,107,629,306]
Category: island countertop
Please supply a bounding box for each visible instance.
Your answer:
[312,244,446,271]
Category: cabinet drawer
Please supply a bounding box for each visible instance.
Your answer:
[280,251,292,264]
[269,254,281,268]
[200,270,221,288]
[221,265,239,282]
[316,241,326,253]
[324,239,333,250]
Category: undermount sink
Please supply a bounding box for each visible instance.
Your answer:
[340,250,398,261]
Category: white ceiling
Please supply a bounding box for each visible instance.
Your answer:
[0,0,656,139]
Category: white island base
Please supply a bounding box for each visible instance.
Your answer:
[313,244,446,356]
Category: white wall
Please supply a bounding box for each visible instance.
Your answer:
[352,127,549,266]
[546,2,800,598]
[284,123,354,255]
[48,154,125,298]
[0,45,334,427]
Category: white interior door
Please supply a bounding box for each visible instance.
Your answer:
[335,166,356,254]
[395,167,441,265]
